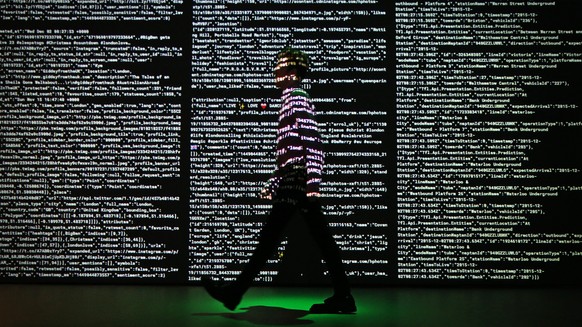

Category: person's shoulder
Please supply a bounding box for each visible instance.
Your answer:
[290,88,311,99]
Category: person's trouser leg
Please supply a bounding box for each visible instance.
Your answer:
[202,202,297,310]
[203,164,315,310]
[303,198,351,296]
[235,164,305,293]
[234,203,297,293]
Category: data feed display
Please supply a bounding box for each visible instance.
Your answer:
[396,0,582,283]
[1,0,582,286]
[188,1,388,284]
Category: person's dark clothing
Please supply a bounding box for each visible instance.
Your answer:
[264,87,324,197]
[203,87,353,313]
[235,164,350,297]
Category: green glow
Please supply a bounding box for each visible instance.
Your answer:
[1,284,396,327]
[2,284,580,327]
[207,287,397,327]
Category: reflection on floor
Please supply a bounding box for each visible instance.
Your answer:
[0,284,580,327]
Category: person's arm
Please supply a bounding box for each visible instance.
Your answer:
[260,166,281,200]
[288,90,324,197]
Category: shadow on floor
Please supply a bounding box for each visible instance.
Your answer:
[193,305,314,325]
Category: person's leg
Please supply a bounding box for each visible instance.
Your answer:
[202,202,297,310]
[302,198,357,313]
[234,202,298,293]
[202,165,304,311]
[236,165,306,291]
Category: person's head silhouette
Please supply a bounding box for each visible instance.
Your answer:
[274,47,309,89]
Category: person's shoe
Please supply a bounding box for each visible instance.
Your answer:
[201,277,242,311]
[309,294,357,314]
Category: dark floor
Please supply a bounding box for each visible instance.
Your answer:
[0,284,580,327]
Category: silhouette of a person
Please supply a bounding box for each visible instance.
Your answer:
[202,47,356,314]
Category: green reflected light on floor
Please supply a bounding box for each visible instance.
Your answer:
[2,284,579,327]
[193,287,400,327]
